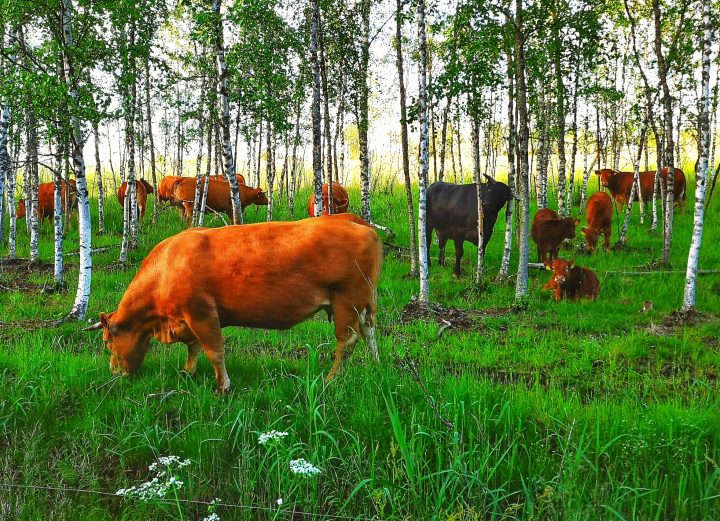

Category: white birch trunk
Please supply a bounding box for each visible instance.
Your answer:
[499,46,515,279]
[472,116,484,282]
[266,123,275,221]
[0,30,14,244]
[93,122,105,233]
[27,110,40,261]
[53,142,64,284]
[310,0,323,216]
[579,111,590,210]
[213,0,242,224]
[358,0,371,222]
[417,0,430,303]
[513,0,531,300]
[682,0,711,311]
[63,0,91,319]
[619,128,646,245]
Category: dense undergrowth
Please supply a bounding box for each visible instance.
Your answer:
[0,174,719,520]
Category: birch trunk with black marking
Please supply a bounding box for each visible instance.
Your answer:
[417,0,430,304]
[213,0,242,224]
[53,141,64,284]
[439,95,451,182]
[652,0,674,264]
[358,0,371,222]
[266,122,275,221]
[93,121,105,233]
[144,59,158,224]
[192,77,209,227]
[0,29,15,244]
[198,112,214,227]
[319,22,333,212]
[682,0,711,312]
[567,65,579,214]
[310,0,323,216]
[289,100,301,216]
[499,45,516,279]
[26,108,39,261]
[536,86,549,209]
[395,0,418,275]
[63,0,91,319]
[472,115,484,281]
[554,22,567,216]
[514,0,531,300]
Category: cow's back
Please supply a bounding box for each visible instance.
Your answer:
[531,208,559,243]
[427,182,476,230]
[126,219,382,329]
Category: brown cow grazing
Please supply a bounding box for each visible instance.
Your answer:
[582,192,613,253]
[172,176,268,225]
[117,180,149,219]
[158,176,183,203]
[85,214,383,392]
[531,208,579,266]
[17,180,77,223]
[306,182,350,217]
[543,258,600,302]
[596,168,686,212]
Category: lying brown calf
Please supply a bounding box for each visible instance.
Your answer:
[543,258,600,302]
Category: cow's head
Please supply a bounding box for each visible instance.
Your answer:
[252,188,269,206]
[85,312,150,376]
[236,174,246,186]
[549,258,575,287]
[562,217,579,239]
[581,225,600,253]
[596,169,616,188]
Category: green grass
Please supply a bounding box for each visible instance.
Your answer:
[1,174,719,520]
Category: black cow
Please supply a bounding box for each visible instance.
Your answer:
[426,177,513,275]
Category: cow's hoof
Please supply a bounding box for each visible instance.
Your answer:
[215,384,232,396]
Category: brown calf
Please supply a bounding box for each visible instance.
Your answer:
[531,208,579,266]
[582,192,613,253]
[543,258,600,302]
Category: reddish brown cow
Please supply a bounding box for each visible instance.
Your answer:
[158,175,246,204]
[543,258,600,302]
[17,180,77,223]
[582,192,613,253]
[117,180,149,219]
[85,215,383,392]
[531,208,579,266]
[158,176,183,203]
[596,168,686,211]
[172,177,268,224]
[307,182,350,217]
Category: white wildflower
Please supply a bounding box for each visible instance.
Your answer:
[289,458,322,477]
[202,514,221,521]
[116,455,189,500]
[258,430,289,445]
[276,498,283,506]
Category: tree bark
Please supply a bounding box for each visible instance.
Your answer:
[358,0,372,222]
[395,0,418,276]
[144,58,158,224]
[266,121,275,221]
[0,29,16,245]
[63,0,92,320]
[53,139,64,285]
[681,0,710,311]
[93,121,105,233]
[652,0,675,264]
[472,114,484,281]
[417,0,430,304]
[439,95,451,182]
[213,0,242,224]
[192,76,209,227]
[567,64,580,214]
[310,0,323,216]
[513,0,531,301]
[499,45,516,279]
[319,19,333,213]
[554,18,567,216]
[619,124,647,245]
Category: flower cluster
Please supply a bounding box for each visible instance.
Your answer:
[289,459,322,477]
[116,475,184,500]
[258,430,289,445]
[116,456,190,500]
[202,514,221,521]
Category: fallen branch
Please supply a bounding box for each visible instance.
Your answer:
[604,269,720,276]
[399,355,455,431]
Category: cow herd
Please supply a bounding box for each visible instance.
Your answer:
[8,166,686,390]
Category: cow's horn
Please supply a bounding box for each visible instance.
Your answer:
[483,174,496,184]
[83,321,103,331]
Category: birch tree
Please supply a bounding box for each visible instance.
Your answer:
[417,0,430,304]
[499,44,515,280]
[310,0,323,216]
[395,0,418,276]
[681,0,711,312]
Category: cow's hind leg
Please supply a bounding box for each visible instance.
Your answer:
[359,304,378,362]
[185,315,230,393]
[327,300,363,381]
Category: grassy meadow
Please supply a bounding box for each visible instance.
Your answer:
[0,172,719,520]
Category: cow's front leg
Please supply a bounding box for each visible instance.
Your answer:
[453,239,464,276]
[181,341,202,376]
[186,316,230,394]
